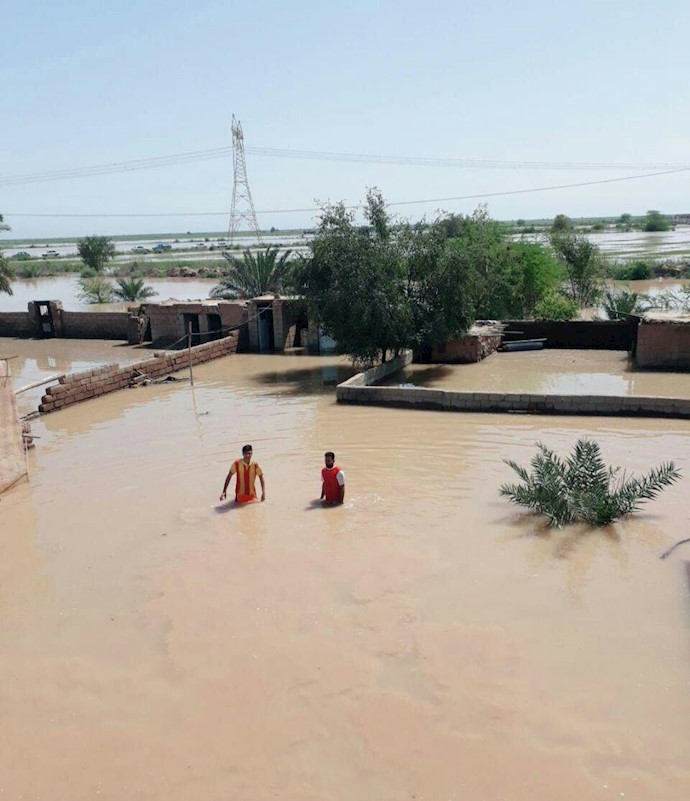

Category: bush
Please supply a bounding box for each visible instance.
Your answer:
[612,260,652,280]
[500,439,681,527]
[533,290,578,320]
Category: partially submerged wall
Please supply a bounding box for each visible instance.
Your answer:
[636,317,690,369]
[39,332,239,414]
[338,385,690,419]
[0,312,35,338]
[430,323,503,363]
[61,311,130,339]
[503,320,636,350]
[0,361,26,493]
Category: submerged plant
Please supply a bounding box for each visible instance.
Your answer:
[500,439,680,527]
[112,276,157,301]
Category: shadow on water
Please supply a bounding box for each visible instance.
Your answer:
[250,365,357,395]
[383,364,456,386]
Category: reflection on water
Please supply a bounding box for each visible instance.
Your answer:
[0,352,689,799]
[388,350,690,398]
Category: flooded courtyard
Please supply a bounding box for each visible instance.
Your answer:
[1,349,689,800]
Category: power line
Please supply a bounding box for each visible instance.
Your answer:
[2,145,690,188]
[5,165,690,219]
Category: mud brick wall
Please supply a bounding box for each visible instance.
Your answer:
[60,311,130,340]
[39,333,239,414]
[636,321,690,369]
[431,333,502,363]
[0,312,37,337]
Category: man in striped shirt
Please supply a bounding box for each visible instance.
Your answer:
[220,444,266,504]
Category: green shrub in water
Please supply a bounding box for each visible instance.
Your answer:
[500,439,681,527]
[532,290,579,320]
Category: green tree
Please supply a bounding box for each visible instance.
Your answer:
[296,190,479,365]
[77,236,116,273]
[550,232,604,308]
[77,274,115,304]
[500,439,681,527]
[210,245,293,299]
[296,191,412,365]
[617,212,632,226]
[643,210,670,232]
[0,215,15,295]
[112,276,157,301]
[551,213,573,233]
[533,290,578,320]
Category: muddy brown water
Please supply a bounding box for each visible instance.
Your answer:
[1,351,690,800]
[388,349,690,398]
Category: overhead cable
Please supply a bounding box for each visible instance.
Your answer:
[5,165,690,219]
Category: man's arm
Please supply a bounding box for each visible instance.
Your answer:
[259,474,266,501]
[338,483,345,504]
[337,471,345,505]
[220,470,232,501]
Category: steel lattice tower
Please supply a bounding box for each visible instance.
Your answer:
[227,116,262,244]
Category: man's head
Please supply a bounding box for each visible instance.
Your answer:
[324,451,335,469]
[242,444,253,462]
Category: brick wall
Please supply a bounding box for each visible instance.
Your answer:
[38,332,239,414]
[61,311,130,339]
[431,333,502,363]
[636,321,690,369]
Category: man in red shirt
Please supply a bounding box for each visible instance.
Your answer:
[320,451,345,505]
[220,444,266,504]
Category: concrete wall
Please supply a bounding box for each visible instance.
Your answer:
[61,311,130,339]
[337,384,690,419]
[38,332,239,414]
[503,320,636,350]
[336,351,414,393]
[0,362,26,493]
[636,320,690,369]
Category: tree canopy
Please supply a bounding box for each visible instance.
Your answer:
[296,192,563,365]
[550,231,604,308]
[77,236,116,273]
[643,210,670,232]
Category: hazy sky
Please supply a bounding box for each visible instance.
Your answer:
[3,0,689,238]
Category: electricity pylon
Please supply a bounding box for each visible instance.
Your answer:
[227,115,263,245]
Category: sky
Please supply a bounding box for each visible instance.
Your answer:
[2,0,690,239]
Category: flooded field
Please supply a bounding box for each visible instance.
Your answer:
[516,226,690,261]
[388,349,690,398]
[1,350,689,800]
[0,276,217,312]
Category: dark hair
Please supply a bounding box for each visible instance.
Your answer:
[242,444,253,454]
[324,451,335,459]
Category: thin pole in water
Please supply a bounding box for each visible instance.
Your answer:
[188,322,194,386]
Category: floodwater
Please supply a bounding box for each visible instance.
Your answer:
[0,276,217,312]
[0,337,152,414]
[389,349,690,398]
[1,351,690,800]
[516,225,690,260]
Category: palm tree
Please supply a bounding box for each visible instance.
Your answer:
[112,276,158,301]
[0,214,14,295]
[500,439,680,527]
[210,245,293,299]
[602,289,650,319]
[0,253,14,295]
